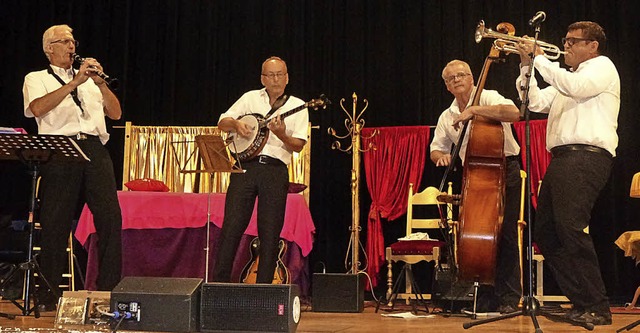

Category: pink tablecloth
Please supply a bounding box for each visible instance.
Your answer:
[75,191,315,256]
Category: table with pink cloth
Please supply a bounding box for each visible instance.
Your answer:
[75,191,315,294]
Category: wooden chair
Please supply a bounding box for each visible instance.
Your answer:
[33,177,78,293]
[384,183,448,306]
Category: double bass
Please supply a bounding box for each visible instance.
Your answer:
[441,22,514,285]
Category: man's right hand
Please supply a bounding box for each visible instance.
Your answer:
[435,153,452,167]
[234,120,254,138]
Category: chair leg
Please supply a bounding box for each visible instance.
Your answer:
[376,263,408,312]
[536,259,544,306]
[469,279,480,319]
[375,263,428,314]
[386,251,393,301]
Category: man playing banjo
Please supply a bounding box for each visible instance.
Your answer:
[212,56,308,284]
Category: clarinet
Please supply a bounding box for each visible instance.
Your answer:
[73,54,119,89]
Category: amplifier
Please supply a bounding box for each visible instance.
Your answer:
[432,267,474,308]
[110,277,202,332]
[200,283,300,332]
[312,273,364,313]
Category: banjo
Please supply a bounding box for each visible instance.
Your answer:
[228,94,329,162]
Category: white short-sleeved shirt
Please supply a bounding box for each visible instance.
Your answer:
[23,65,110,144]
[218,88,309,165]
[430,89,521,164]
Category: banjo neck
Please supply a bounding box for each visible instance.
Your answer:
[260,103,309,128]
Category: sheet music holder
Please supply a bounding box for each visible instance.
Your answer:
[0,134,88,318]
[176,134,243,174]
[0,134,90,163]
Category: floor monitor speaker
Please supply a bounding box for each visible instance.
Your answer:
[110,276,202,332]
[200,283,300,332]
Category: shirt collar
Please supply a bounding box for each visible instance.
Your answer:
[49,64,75,78]
[572,55,601,72]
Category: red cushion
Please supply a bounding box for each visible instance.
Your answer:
[389,240,446,255]
[124,178,170,192]
[533,242,542,254]
[288,182,307,193]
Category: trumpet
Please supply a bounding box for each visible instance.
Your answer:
[475,20,566,60]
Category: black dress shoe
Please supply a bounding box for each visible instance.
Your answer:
[497,304,519,314]
[37,300,57,312]
[571,311,612,326]
[35,291,59,312]
[564,306,584,320]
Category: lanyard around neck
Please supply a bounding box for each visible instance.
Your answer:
[47,66,85,115]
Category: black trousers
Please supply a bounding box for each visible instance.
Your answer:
[212,158,289,283]
[494,158,523,305]
[534,149,612,313]
[37,137,122,295]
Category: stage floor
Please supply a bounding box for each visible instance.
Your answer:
[1,300,640,333]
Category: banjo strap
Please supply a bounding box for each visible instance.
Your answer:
[265,94,290,119]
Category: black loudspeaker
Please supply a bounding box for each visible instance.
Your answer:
[110,277,202,332]
[312,273,364,313]
[431,267,474,308]
[200,283,300,333]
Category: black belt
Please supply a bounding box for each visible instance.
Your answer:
[506,155,520,162]
[251,155,285,166]
[69,133,99,141]
[550,144,612,159]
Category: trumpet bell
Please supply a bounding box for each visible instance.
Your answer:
[474,20,486,43]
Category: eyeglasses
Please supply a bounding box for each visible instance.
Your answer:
[50,39,79,47]
[261,72,287,79]
[561,37,593,47]
[443,72,472,83]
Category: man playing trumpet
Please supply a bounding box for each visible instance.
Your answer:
[514,21,619,326]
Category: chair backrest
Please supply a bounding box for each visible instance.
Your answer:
[406,183,443,236]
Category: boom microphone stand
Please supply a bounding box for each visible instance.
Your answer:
[462,14,593,332]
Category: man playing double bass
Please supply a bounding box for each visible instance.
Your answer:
[430,59,522,313]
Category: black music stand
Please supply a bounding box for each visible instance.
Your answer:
[173,134,244,283]
[0,134,88,318]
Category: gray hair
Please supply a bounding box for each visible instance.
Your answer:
[42,24,72,59]
[442,59,472,79]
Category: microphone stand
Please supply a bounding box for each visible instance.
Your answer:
[461,21,594,332]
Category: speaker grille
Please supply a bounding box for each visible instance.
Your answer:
[201,283,299,332]
[312,273,364,312]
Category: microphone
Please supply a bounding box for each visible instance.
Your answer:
[528,11,546,26]
[73,54,119,90]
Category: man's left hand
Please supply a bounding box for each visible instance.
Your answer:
[82,57,106,85]
[267,115,286,136]
[452,107,475,130]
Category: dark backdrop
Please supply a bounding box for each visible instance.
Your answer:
[2,0,639,302]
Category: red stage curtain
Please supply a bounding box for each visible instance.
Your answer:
[513,119,551,208]
[362,126,430,286]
